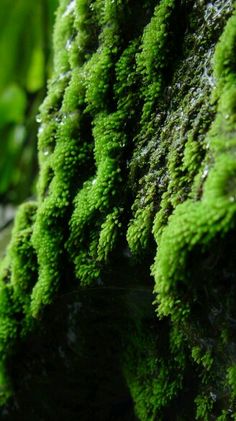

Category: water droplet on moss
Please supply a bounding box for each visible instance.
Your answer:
[43,148,50,157]
[62,0,75,18]
[202,166,209,179]
[66,39,73,51]
[58,71,71,81]
[210,392,217,401]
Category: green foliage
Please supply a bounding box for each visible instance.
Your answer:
[0,0,58,203]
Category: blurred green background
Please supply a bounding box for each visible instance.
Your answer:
[0,0,58,207]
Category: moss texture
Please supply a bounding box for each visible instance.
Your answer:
[1,0,236,419]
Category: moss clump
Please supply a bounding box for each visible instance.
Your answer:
[152,9,236,419]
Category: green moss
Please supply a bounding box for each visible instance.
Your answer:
[126,0,177,256]
[227,365,236,399]
[0,0,236,416]
[123,327,184,421]
[136,0,175,122]
[151,9,236,419]
[8,203,38,326]
[66,27,140,282]
[97,207,121,262]
[191,346,213,371]
[153,11,236,319]
[195,394,214,420]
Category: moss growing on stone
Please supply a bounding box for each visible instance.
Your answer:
[0,0,236,418]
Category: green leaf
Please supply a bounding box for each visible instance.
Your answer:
[0,85,27,127]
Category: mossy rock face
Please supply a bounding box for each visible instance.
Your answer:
[1,0,236,419]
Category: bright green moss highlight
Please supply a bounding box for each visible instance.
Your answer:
[127,204,154,255]
[9,203,38,307]
[227,365,236,399]
[97,207,121,262]
[136,0,175,122]
[0,0,236,417]
[195,394,214,420]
